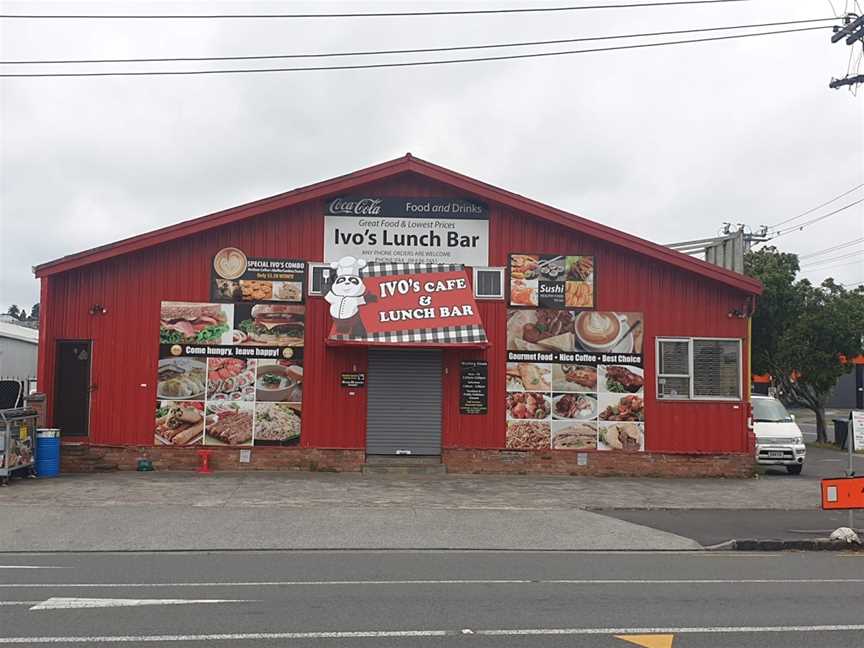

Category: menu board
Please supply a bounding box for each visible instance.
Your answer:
[852,410,864,451]
[505,309,644,452]
[509,254,594,309]
[460,361,488,415]
[155,301,303,448]
[211,247,306,303]
[341,372,366,388]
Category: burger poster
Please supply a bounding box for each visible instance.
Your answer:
[504,309,645,453]
[156,300,304,448]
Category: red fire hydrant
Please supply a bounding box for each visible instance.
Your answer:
[196,449,213,474]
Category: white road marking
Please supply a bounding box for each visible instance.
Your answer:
[29,598,250,611]
[2,577,863,588]
[0,625,862,643]
[0,566,66,570]
[0,602,37,607]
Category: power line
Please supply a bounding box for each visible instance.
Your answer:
[800,248,864,268]
[0,0,760,20]
[800,258,864,272]
[0,25,830,78]
[766,182,864,228]
[771,197,864,239]
[799,236,864,259]
[0,18,836,65]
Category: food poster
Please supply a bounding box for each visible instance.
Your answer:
[509,254,594,309]
[156,301,304,447]
[211,247,306,304]
[505,309,645,452]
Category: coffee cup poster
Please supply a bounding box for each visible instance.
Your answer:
[154,248,307,449]
[505,309,645,453]
[509,254,594,309]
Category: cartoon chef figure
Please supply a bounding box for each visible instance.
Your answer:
[324,256,377,338]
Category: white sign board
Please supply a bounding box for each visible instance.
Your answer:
[851,410,864,452]
[323,197,489,266]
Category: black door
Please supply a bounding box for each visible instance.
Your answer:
[366,349,442,455]
[54,340,92,437]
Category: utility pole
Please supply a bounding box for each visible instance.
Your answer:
[830,13,864,90]
[666,224,770,274]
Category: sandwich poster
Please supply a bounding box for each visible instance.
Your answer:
[509,254,594,309]
[505,309,645,453]
[155,301,303,448]
[210,247,306,303]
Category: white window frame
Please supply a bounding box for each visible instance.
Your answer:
[307,262,332,297]
[472,266,506,300]
[656,336,743,402]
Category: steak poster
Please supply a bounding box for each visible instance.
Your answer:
[505,309,645,452]
[325,257,487,346]
[156,301,303,448]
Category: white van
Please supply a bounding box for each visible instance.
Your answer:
[752,395,806,474]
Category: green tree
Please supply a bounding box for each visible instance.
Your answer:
[746,247,864,442]
[5,304,23,320]
[29,303,40,320]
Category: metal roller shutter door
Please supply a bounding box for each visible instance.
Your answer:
[366,349,442,455]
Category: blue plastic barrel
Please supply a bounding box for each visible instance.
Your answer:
[36,430,60,477]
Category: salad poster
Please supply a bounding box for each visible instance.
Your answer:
[155,300,304,448]
[505,308,645,453]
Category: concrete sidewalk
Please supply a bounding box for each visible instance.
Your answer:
[0,472,821,552]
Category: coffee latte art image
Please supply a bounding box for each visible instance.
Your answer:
[576,312,620,346]
[213,247,248,280]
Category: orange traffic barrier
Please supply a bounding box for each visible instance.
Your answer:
[821,477,864,510]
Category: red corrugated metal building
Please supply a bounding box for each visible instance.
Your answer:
[33,155,763,476]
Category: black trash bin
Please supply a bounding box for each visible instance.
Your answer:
[833,418,849,449]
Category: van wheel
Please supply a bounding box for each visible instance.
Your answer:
[787,464,803,475]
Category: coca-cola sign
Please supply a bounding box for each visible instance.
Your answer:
[326,197,488,220]
[328,198,382,216]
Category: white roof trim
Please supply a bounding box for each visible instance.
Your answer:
[0,321,39,344]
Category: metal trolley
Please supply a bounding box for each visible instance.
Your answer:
[0,408,37,485]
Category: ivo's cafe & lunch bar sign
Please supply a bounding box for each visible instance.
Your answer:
[324,197,489,266]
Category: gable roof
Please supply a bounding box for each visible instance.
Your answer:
[33,154,762,295]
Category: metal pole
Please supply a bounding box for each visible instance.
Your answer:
[850,412,855,531]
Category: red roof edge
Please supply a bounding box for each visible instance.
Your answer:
[34,153,762,295]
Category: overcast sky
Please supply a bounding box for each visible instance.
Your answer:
[1,0,862,310]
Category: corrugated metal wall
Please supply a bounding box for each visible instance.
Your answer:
[39,171,751,453]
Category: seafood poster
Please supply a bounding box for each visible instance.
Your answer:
[210,246,306,304]
[505,309,645,452]
[156,301,304,448]
[509,254,594,309]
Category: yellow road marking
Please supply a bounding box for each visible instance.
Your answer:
[615,634,674,648]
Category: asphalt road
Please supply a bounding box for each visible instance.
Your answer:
[759,442,863,479]
[1,550,862,647]
[600,509,862,545]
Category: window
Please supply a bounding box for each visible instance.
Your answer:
[656,337,742,401]
[657,339,690,400]
[307,263,333,296]
[473,267,505,300]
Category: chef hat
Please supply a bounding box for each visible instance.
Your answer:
[330,256,367,277]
